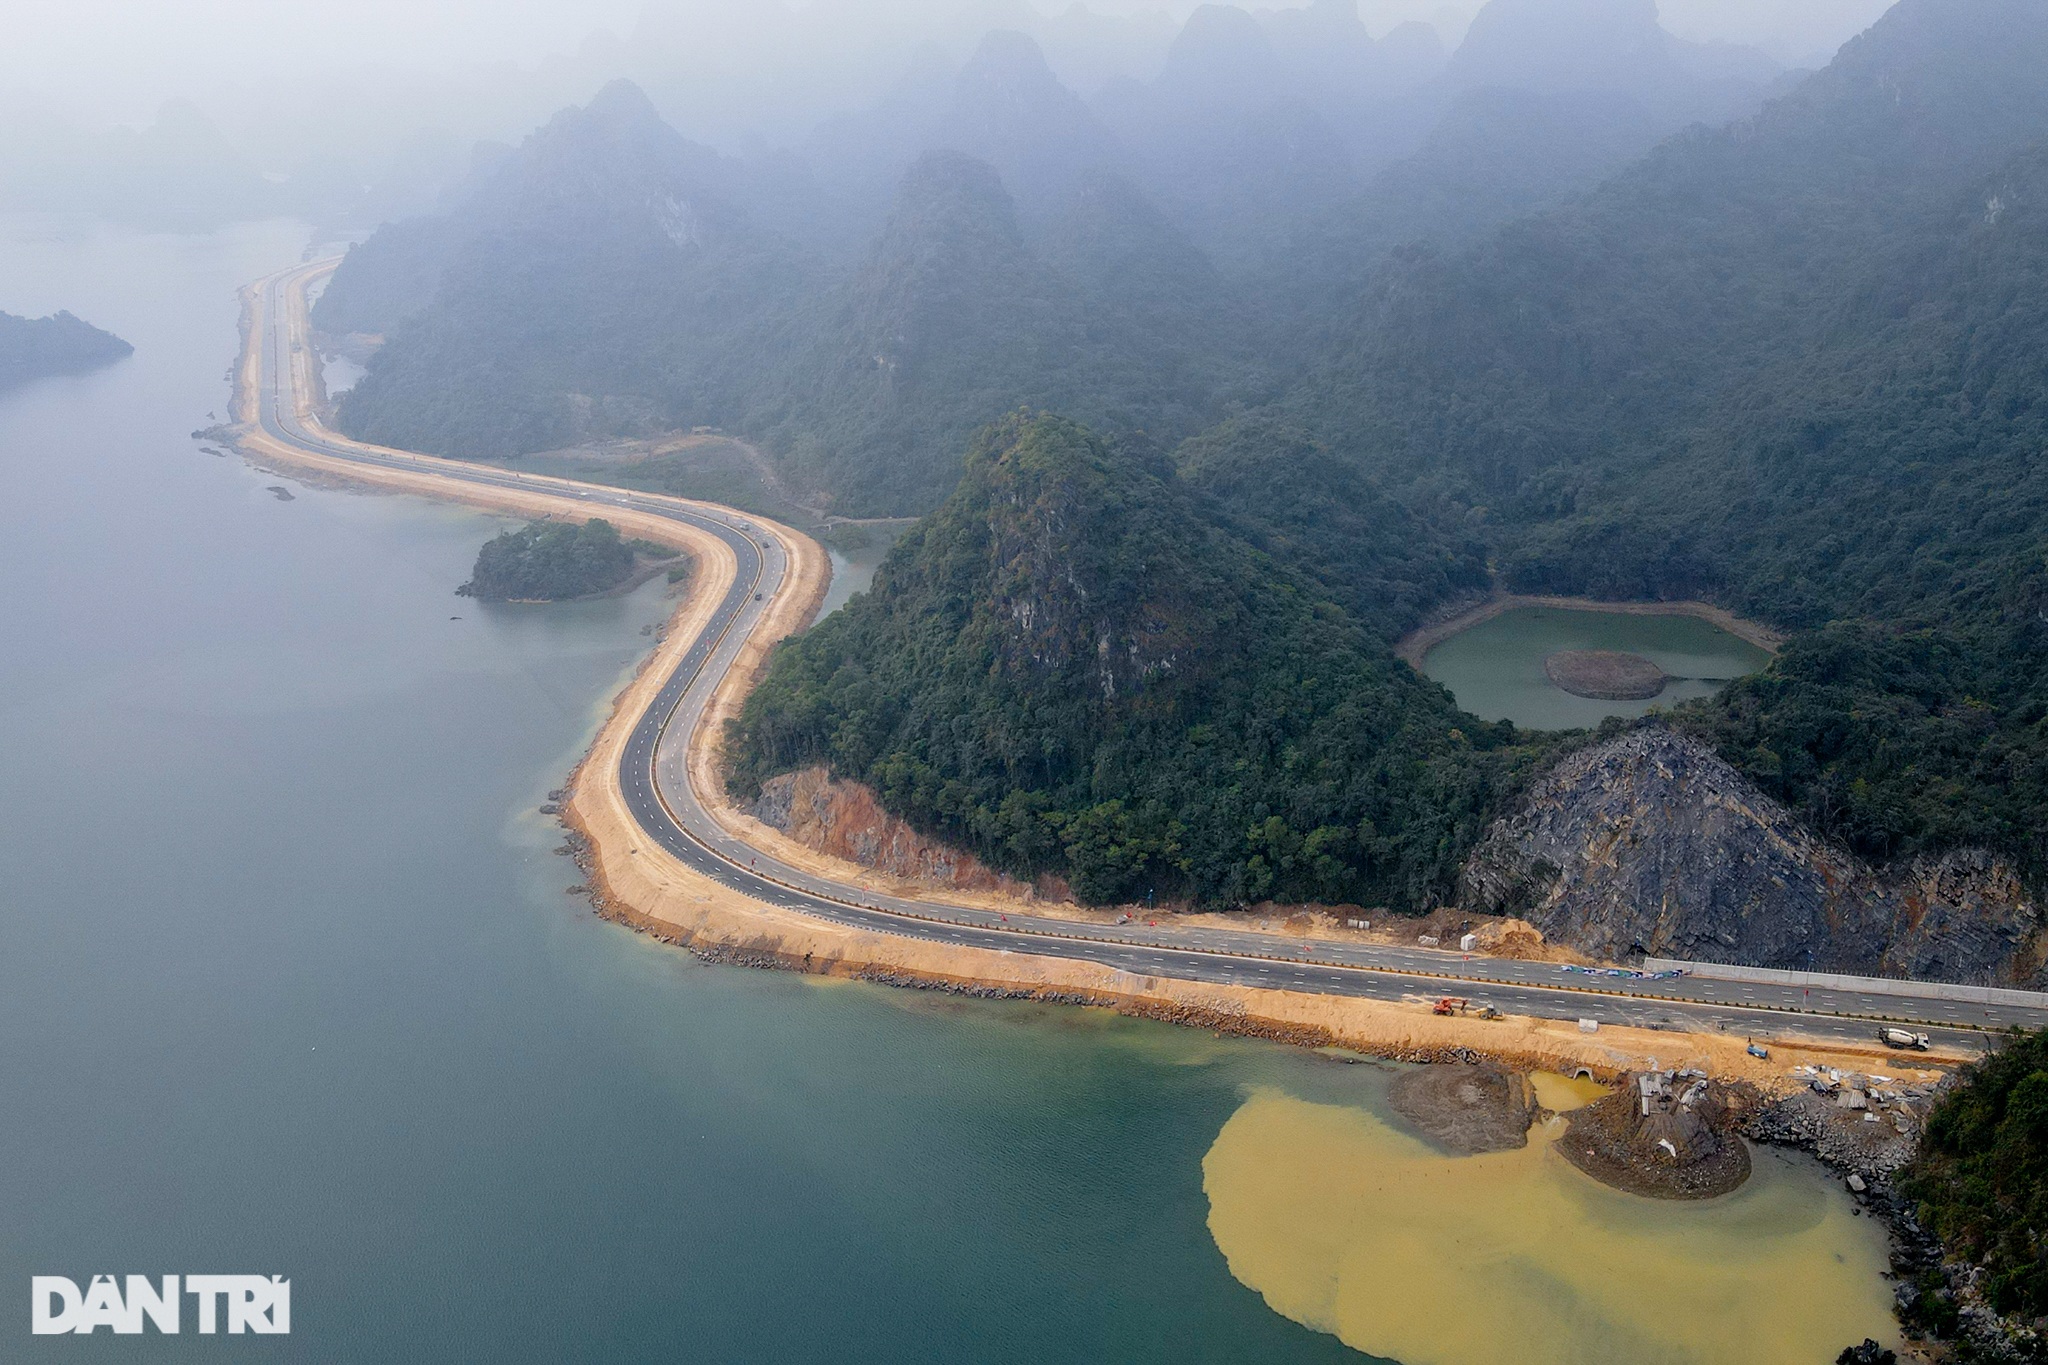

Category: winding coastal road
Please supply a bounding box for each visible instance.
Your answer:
[248,258,2048,1057]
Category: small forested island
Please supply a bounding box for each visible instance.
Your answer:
[458,518,644,602]
[0,309,132,391]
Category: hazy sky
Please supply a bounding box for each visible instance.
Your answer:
[5,0,1901,126]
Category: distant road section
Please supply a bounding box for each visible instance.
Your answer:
[241,260,2048,1056]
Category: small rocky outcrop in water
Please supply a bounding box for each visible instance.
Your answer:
[1561,1070,1753,1199]
[1387,1062,1538,1154]
[1543,649,1666,699]
[1459,727,2045,985]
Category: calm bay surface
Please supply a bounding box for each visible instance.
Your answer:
[0,218,1367,1361]
[0,220,1891,1362]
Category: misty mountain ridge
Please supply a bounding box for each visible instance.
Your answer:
[721,0,2048,949]
[324,79,816,458]
[319,0,1822,510]
[795,28,1128,244]
[0,99,278,229]
[324,84,1265,510]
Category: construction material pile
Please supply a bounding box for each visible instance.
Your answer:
[1560,1069,1754,1198]
[1387,1062,1539,1154]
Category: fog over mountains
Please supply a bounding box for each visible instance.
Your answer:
[20,0,2048,971]
[317,0,1806,507]
[304,0,2048,942]
[1,0,1841,234]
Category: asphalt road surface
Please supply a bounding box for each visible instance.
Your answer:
[253,261,2048,1057]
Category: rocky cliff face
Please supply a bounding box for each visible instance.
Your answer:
[1460,727,2046,985]
[751,766,1062,899]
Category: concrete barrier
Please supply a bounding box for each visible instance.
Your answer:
[1641,956,2048,1010]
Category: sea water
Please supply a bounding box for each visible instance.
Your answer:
[0,217,1891,1362]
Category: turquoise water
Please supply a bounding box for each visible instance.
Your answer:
[0,218,1882,1363]
[0,217,1366,1361]
[1422,607,1773,732]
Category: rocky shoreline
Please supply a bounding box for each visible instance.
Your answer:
[1743,1086,2048,1364]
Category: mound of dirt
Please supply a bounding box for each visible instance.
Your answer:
[1560,1071,1754,1199]
[1388,1062,1539,1154]
[1543,650,1667,700]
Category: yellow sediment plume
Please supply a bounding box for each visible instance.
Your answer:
[1203,1086,1896,1365]
[1529,1069,1607,1112]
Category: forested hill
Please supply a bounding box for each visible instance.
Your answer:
[0,309,131,391]
[1273,0,2048,882]
[320,80,813,461]
[322,83,1263,516]
[1288,0,2048,625]
[457,519,639,602]
[750,154,1267,513]
[727,412,1536,908]
[314,0,1789,518]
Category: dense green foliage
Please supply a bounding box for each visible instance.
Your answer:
[322,85,1264,516]
[756,155,1269,514]
[0,309,130,390]
[729,413,1535,907]
[457,518,638,602]
[1906,1030,2048,1323]
[1271,0,2048,888]
[333,1,2048,911]
[1174,414,1490,644]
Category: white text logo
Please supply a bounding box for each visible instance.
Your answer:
[31,1275,290,1335]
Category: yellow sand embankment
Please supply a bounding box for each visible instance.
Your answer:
[237,263,1952,1086]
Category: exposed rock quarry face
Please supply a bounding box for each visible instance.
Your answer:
[751,766,1064,899]
[1459,728,2046,985]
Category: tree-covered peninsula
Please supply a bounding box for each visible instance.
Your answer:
[0,308,131,391]
[458,518,641,602]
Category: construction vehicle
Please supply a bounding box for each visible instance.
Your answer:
[1430,997,1501,1019]
[1880,1027,1931,1051]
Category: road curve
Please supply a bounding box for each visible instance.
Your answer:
[246,258,2043,1056]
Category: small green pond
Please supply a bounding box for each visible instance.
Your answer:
[1421,606,1773,732]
